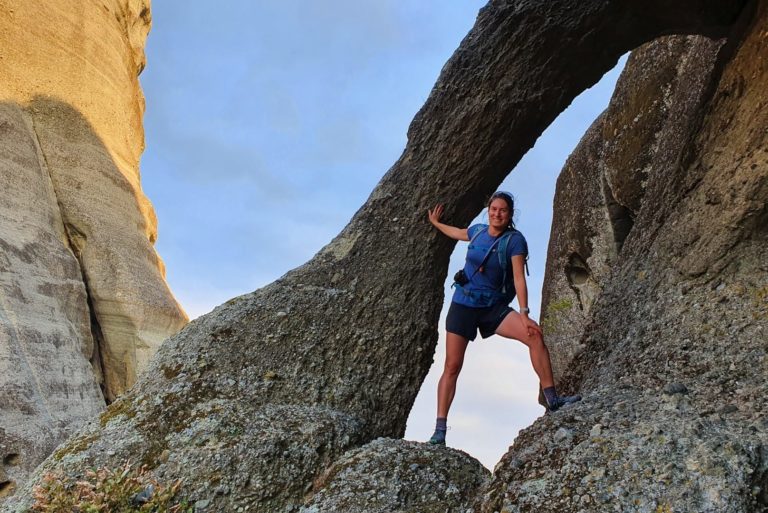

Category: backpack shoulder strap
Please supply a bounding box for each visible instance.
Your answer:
[498,230,529,294]
[498,231,513,294]
[467,224,488,247]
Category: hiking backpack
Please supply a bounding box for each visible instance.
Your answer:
[465,224,529,305]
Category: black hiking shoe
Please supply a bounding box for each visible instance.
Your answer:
[546,394,582,412]
[428,429,446,446]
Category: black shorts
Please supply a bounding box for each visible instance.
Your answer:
[446,302,514,341]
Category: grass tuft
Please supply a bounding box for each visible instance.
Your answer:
[31,462,192,513]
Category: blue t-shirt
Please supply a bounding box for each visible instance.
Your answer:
[452,224,528,308]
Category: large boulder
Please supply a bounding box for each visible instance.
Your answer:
[301,439,489,513]
[0,0,187,495]
[0,0,188,402]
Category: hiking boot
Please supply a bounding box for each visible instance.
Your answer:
[428,429,446,446]
[546,394,582,412]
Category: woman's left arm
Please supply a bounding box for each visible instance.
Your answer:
[512,255,542,337]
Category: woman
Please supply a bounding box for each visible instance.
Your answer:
[427,191,580,446]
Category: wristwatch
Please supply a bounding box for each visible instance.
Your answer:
[520,307,530,315]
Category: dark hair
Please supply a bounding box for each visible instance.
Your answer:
[488,191,515,230]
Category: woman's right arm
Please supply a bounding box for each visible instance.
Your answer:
[428,204,469,241]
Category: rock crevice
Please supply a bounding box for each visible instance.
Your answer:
[28,107,117,400]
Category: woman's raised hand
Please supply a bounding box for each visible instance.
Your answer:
[428,204,444,226]
[428,205,469,241]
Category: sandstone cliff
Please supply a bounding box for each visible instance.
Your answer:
[6,1,758,512]
[0,0,187,496]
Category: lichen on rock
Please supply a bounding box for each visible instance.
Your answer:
[302,438,489,513]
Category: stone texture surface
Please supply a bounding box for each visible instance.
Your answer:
[541,35,724,382]
[30,97,188,401]
[0,0,187,497]
[484,3,768,512]
[539,114,614,381]
[3,0,755,512]
[0,102,105,500]
[483,389,766,512]
[301,439,490,513]
[0,0,188,402]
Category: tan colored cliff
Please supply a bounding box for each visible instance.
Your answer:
[0,0,187,493]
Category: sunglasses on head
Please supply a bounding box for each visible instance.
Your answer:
[490,191,513,203]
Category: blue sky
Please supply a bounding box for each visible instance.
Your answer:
[140,1,625,470]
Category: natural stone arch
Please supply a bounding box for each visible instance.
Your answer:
[6,1,749,511]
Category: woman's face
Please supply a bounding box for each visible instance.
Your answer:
[488,198,511,229]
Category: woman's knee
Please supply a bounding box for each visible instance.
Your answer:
[443,359,464,377]
[524,331,546,351]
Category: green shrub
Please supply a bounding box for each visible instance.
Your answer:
[31,462,192,513]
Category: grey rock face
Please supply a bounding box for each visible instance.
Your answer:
[4,0,753,512]
[484,390,767,512]
[301,438,489,513]
[485,4,768,512]
[25,401,366,512]
[541,35,724,384]
[30,97,189,402]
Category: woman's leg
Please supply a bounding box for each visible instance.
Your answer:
[495,311,581,410]
[429,331,469,444]
[494,311,554,388]
[437,331,470,417]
